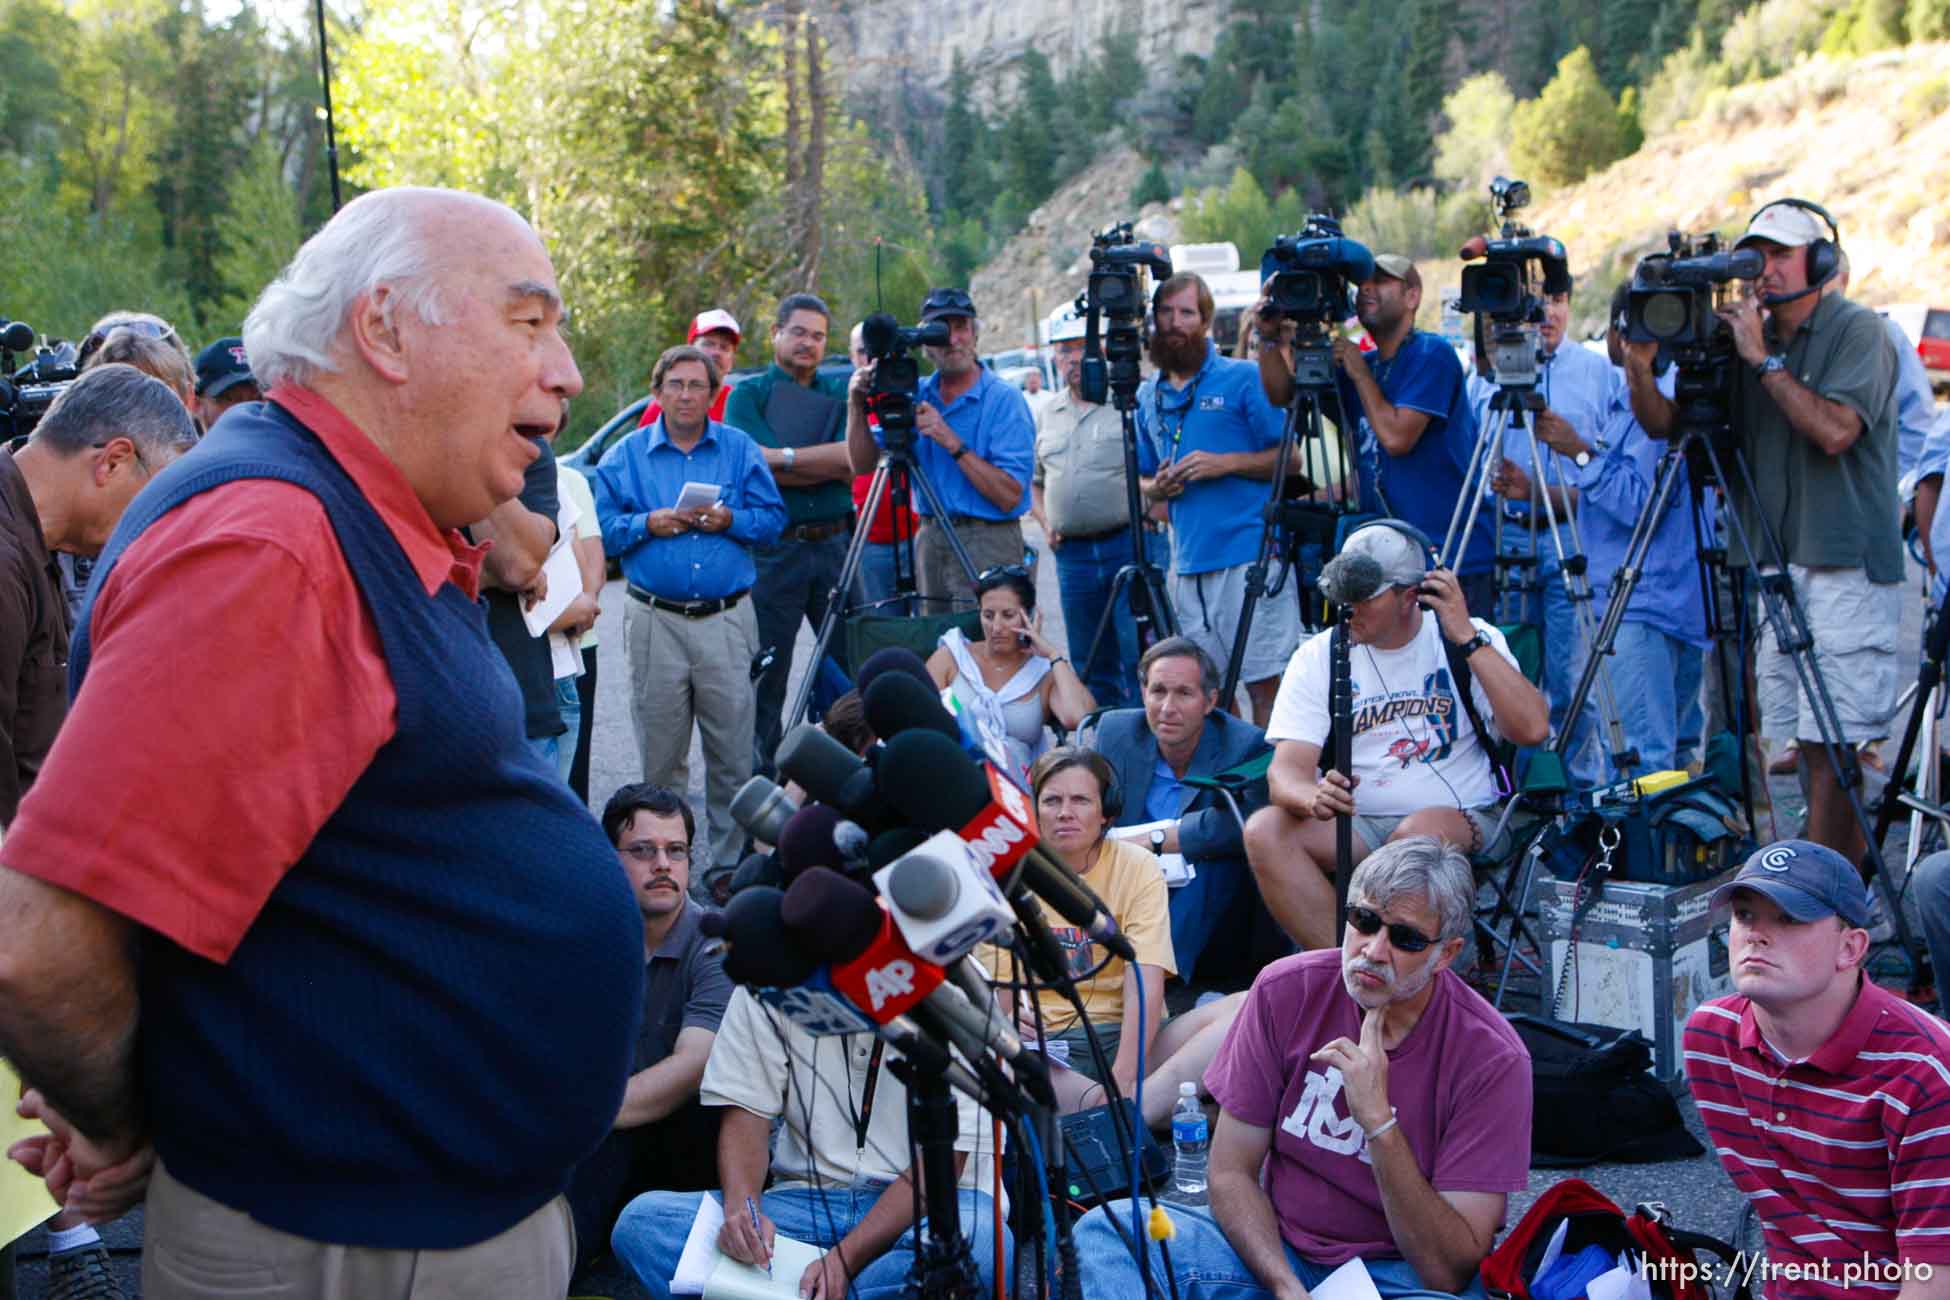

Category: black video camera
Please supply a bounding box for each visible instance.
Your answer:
[1457,177,1571,389]
[1627,233,1760,351]
[1259,215,1374,389]
[1078,221,1172,411]
[1,320,77,442]
[859,312,951,449]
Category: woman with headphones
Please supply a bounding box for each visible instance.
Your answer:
[986,746,1245,1128]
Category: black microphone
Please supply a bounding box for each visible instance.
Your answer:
[863,670,961,743]
[776,803,866,883]
[728,850,782,895]
[730,776,799,844]
[1317,551,1388,607]
[702,886,818,989]
[776,723,894,829]
[857,647,935,695]
[874,730,1137,963]
[867,827,932,870]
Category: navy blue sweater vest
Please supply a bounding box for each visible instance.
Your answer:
[71,401,643,1248]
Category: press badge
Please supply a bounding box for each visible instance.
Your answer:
[1197,395,1226,411]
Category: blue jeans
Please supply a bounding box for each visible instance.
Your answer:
[1054,528,1169,709]
[854,540,914,614]
[1910,851,1950,993]
[553,675,580,782]
[1073,1200,1486,1300]
[1499,517,1598,786]
[528,732,560,771]
[1608,622,1703,775]
[613,1185,1010,1300]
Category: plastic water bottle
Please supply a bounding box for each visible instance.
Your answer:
[1172,1082,1208,1197]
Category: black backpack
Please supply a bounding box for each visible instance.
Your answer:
[1507,1013,1703,1166]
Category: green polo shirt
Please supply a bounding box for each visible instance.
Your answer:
[722,362,852,526]
[1734,291,1903,583]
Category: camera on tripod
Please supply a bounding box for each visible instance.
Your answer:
[859,312,951,450]
[1,319,76,442]
[1258,214,1374,390]
[1077,221,1171,411]
[1457,177,1571,390]
[1626,233,1761,353]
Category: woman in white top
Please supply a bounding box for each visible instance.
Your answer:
[927,565,1096,780]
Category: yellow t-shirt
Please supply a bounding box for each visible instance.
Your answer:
[982,836,1176,1035]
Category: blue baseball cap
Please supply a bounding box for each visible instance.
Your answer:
[1711,839,1871,928]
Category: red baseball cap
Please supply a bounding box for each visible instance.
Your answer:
[687,309,741,344]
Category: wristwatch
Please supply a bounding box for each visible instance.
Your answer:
[950,444,969,460]
[1755,354,1787,380]
[1150,829,1167,854]
[1572,449,1592,469]
[1455,629,1493,657]
[781,446,797,469]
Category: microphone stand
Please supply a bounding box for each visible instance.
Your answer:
[1331,600,1355,918]
[890,1049,986,1300]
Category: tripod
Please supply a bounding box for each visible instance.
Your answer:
[1218,382,1350,707]
[783,441,978,734]
[1554,420,1928,972]
[889,1053,987,1300]
[1082,400,1177,695]
[1444,385,1638,781]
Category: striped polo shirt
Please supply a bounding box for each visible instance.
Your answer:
[1683,979,1950,1297]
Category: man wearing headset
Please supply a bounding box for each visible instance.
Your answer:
[1244,523,1549,951]
[1625,200,1901,876]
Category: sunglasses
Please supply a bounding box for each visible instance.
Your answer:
[1345,904,1437,953]
[977,564,1031,584]
[77,318,177,368]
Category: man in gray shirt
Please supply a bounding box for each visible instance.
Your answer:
[1033,308,1167,707]
[1626,199,1899,873]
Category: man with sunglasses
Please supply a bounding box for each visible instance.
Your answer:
[1073,836,1532,1299]
[565,782,729,1279]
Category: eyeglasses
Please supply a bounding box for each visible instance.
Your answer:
[77,318,176,368]
[1344,904,1437,953]
[661,379,714,395]
[620,842,690,863]
[977,564,1031,584]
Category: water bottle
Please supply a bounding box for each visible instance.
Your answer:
[1172,1082,1208,1197]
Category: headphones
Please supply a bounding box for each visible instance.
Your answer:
[1748,198,1843,298]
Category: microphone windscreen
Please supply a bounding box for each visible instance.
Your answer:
[868,827,931,869]
[717,886,817,987]
[876,730,992,831]
[781,867,885,963]
[1317,552,1388,607]
[777,724,869,808]
[728,851,781,895]
[778,803,845,881]
[863,671,960,743]
[858,647,934,695]
[730,777,797,845]
[861,313,900,358]
[887,850,959,922]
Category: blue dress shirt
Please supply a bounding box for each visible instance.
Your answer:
[1134,341,1287,575]
[1887,316,1936,485]
[892,367,1034,521]
[590,418,787,601]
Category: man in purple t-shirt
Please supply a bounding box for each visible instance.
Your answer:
[1072,836,1531,1299]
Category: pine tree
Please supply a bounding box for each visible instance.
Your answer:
[941,52,991,218]
[1131,158,1172,207]
[1509,46,1634,187]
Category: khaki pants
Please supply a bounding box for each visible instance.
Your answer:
[142,1162,574,1299]
[915,517,1026,611]
[625,594,758,870]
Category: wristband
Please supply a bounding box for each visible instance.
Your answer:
[1365,1115,1399,1141]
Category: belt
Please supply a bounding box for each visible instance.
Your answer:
[1061,524,1132,543]
[627,583,747,618]
[781,520,848,542]
[935,514,1016,528]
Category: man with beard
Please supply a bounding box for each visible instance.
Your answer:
[565,783,729,1276]
[845,287,1034,610]
[1136,273,1292,723]
[1261,256,1494,616]
[1071,836,1532,1299]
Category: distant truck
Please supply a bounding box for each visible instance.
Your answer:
[1882,303,1950,393]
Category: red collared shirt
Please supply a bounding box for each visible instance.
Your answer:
[0,386,487,963]
[1683,979,1950,1297]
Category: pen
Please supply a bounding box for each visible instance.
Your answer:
[745,1195,769,1276]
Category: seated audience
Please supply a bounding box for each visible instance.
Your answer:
[1090,637,1277,983]
[1685,841,1950,1300]
[1073,836,1533,1299]
[928,564,1094,780]
[985,748,1242,1128]
[1246,523,1547,950]
[565,783,729,1273]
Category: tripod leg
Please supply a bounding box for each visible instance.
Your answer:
[783,461,895,734]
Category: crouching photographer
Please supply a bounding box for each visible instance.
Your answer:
[1625,199,1902,874]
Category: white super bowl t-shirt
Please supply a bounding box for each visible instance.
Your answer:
[1266,610,1513,815]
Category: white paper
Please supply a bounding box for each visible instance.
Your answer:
[670,1194,726,1295]
[1309,1258,1384,1300]
[549,632,581,678]
[676,480,723,512]
[521,537,583,637]
[1534,1216,1571,1281]
[1107,823,1194,886]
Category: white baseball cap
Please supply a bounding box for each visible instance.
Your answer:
[688,308,742,343]
[1738,203,1828,249]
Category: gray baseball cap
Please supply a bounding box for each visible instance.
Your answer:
[1711,839,1871,928]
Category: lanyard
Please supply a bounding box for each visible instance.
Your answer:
[854,1038,885,1155]
[1151,370,1205,465]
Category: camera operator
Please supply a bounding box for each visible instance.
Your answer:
[1138,272,1293,723]
[1626,200,1901,869]
[1262,256,1495,617]
[844,287,1034,611]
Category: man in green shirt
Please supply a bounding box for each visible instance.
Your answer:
[722,292,853,774]
[1625,198,1900,872]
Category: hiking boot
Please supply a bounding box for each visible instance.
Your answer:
[46,1243,125,1300]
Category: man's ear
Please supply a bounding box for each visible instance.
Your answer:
[346,287,410,385]
[91,436,139,485]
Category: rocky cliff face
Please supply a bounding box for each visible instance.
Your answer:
[815,0,1232,109]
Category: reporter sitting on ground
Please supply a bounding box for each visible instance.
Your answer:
[1246,523,1547,951]
[927,565,1095,781]
[984,748,1243,1128]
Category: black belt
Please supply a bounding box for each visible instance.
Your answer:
[781,520,848,542]
[627,584,747,618]
[1061,524,1131,543]
[936,514,1016,528]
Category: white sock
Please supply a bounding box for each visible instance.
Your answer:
[46,1223,101,1254]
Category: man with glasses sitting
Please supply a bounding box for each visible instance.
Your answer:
[1073,836,1532,1300]
[564,782,730,1279]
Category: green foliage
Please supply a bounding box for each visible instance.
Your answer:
[1131,158,1172,207]
[209,138,304,334]
[1909,0,1950,40]
[1509,46,1636,186]
[1638,29,1724,135]
[1433,73,1517,192]
[1179,167,1303,258]
[1899,72,1950,124]
[1343,185,1485,262]
[1822,0,1907,50]
[0,157,191,340]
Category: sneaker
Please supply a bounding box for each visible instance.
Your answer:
[45,1243,125,1300]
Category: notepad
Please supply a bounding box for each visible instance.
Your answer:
[675,480,723,513]
[669,1194,827,1300]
